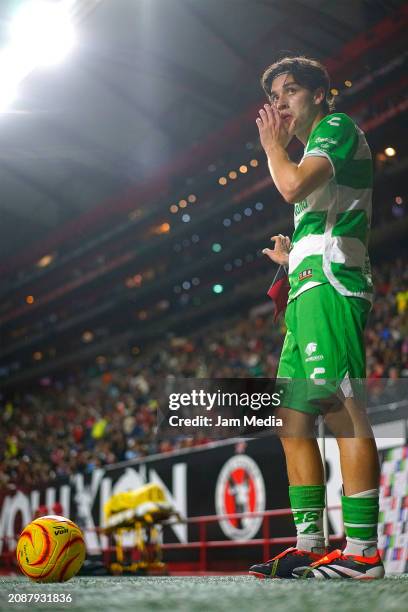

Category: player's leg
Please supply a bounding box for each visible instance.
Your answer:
[328,297,382,574]
[295,292,384,579]
[249,300,327,579]
[337,433,380,496]
[249,426,327,578]
[299,435,384,579]
[280,435,323,485]
[278,410,326,555]
[275,287,340,558]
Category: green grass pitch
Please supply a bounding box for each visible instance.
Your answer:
[1,575,407,612]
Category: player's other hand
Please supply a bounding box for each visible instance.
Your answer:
[256,104,296,152]
[262,234,291,266]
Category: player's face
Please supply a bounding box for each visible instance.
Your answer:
[269,73,318,135]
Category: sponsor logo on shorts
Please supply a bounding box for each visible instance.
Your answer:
[299,268,312,281]
[305,342,317,356]
[305,342,324,362]
[305,355,324,362]
[310,367,326,385]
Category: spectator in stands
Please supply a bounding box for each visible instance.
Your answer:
[1,259,406,490]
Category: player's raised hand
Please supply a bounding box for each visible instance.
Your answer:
[262,234,291,266]
[256,104,296,152]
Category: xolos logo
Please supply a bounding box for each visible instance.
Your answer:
[215,455,265,540]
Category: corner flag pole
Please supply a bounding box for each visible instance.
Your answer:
[318,416,329,548]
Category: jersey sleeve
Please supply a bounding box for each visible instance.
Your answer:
[304,114,358,177]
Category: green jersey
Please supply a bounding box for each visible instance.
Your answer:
[288,112,373,303]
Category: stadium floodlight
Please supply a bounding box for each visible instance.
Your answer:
[0,0,77,112]
[9,0,76,68]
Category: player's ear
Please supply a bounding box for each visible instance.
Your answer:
[313,86,325,106]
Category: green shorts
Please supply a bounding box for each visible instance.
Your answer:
[277,283,371,415]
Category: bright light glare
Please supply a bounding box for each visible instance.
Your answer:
[0,51,23,111]
[10,1,76,67]
[0,44,40,111]
[384,147,396,157]
[0,1,76,112]
[37,253,54,268]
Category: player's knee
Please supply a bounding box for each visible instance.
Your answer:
[275,406,317,438]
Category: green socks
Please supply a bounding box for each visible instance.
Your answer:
[289,484,326,554]
[342,488,379,557]
[288,485,379,557]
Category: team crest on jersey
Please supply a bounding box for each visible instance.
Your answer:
[299,269,312,281]
[215,455,265,540]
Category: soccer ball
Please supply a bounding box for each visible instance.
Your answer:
[16,515,86,582]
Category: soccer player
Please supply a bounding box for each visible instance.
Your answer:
[249,56,384,579]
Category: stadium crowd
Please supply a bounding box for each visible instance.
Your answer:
[1,258,407,491]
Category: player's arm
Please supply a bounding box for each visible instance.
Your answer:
[256,103,332,203]
[265,148,332,203]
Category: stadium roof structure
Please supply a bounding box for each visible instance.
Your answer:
[0,0,405,262]
[0,0,407,386]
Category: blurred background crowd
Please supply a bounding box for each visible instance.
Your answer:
[1,257,407,492]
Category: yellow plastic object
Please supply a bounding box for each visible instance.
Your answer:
[104,483,167,520]
[102,483,182,575]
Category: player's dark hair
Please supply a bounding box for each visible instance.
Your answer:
[261,56,335,113]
